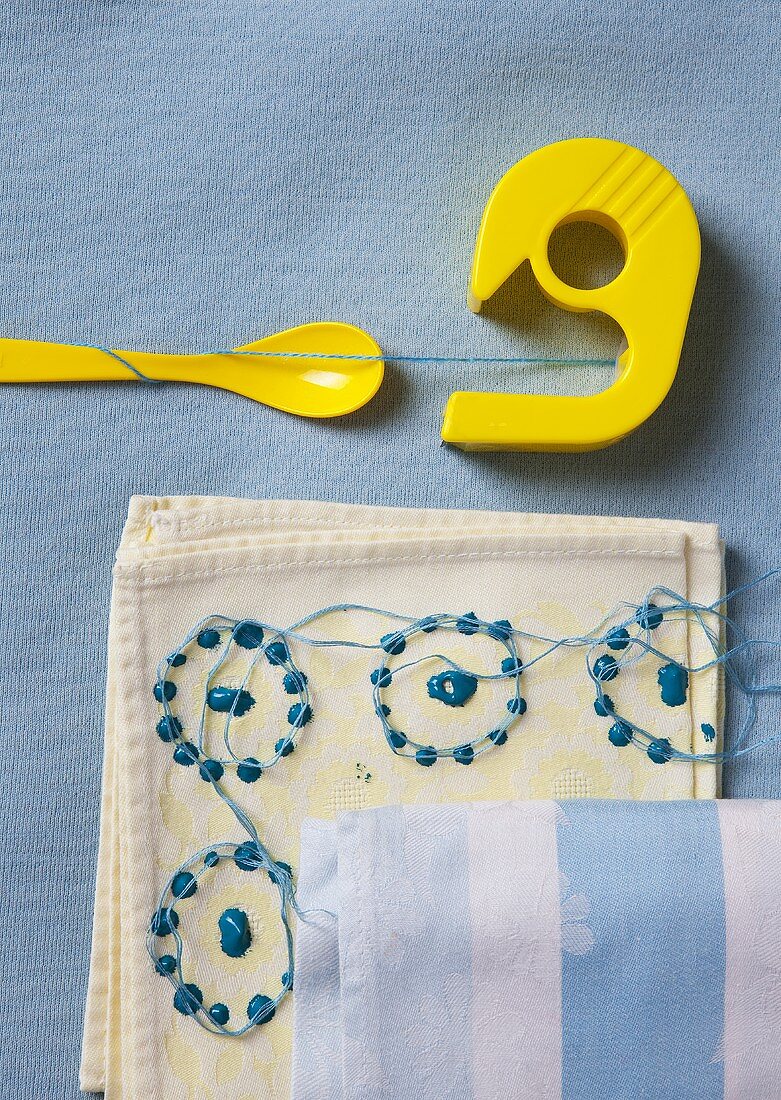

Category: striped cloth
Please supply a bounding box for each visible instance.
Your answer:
[292,799,781,1100]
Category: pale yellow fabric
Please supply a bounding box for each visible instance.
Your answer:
[81,496,724,1099]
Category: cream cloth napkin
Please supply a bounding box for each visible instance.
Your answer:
[80,496,724,1099]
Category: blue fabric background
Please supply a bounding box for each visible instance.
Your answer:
[0,3,778,1095]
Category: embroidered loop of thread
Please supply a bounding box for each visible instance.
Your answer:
[147,571,781,1037]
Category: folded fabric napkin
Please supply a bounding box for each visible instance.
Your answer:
[293,799,781,1100]
[81,496,724,1098]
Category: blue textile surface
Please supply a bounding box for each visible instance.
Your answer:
[0,3,778,1096]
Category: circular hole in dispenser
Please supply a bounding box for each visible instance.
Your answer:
[547,216,625,290]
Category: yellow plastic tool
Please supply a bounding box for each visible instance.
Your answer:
[442,137,701,451]
[0,322,385,418]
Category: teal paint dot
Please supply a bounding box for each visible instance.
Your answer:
[456,611,480,635]
[426,670,478,707]
[268,860,292,885]
[206,686,255,716]
[156,715,183,742]
[151,908,179,937]
[657,663,688,707]
[454,744,474,765]
[608,721,632,747]
[637,603,663,630]
[594,693,614,717]
[210,1003,230,1026]
[174,983,203,1017]
[488,728,508,746]
[153,680,176,703]
[197,629,221,649]
[275,736,294,757]
[219,907,252,958]
[380,631,406,655]
[204,851,220,868]
[593,654,619,682]
[234,841,262,872]
[171,871,197,900]
[701,723,716,743]
[156,954,176,975]
[415,746,437,767]
[488,619,513,641]
[168,652,186,668]
[419,616,439,633]
[389,730,407,749]
[248,994,275,1025]
[283,670,307,694]
[199,758,224,783]
[501,656,523,675]
[647,737,673,764]
[377,703,391,717]
[282,970,292,989]
[287,702,312,728]
[237,757,263,783]
[606,627,630,651]
[507,696,527,715]
[234,622,265,649]
[266,640,289,666]
[370,667,392,687]
[173,741,199,766]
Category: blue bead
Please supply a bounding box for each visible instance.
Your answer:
[275,736,294,757]
[501,656,523,675]
[204,851,220,868]
[151,908,179,936]
[247,993,275,1025]
[454,744,474,765]
[456,611,480,635]
[174,983,203,1017]
[657,663,689,707]
[283,670,307,694]
[389,730,407,749]
[594,693,614,717]
[198,758,224,783]
[156,715,183,742]
[233,622,265,649]
[415,746,437,767]
[266,640,289,666]
[156,954,176,975]
[488,619,513,641]
[606,627,630,651]
[287,702,312,728]
[593,654,619,682]
[637,603,663,630]
[206,686,255,716]
[507,696,527,715]
[219,907,252,958]
[237,757,263,783]
[608,721,632,747]
[426,670,478,707]
[171,871,197,900]
[197,629,221,649]
[153,680,177,703]
[701,722,716,743]
[647,738,673,764]
[488,728,508,746]
[380,631,406,655]
[370,667,392,687]
[173,741,198,766]
[210,1003,230,1025]
[234,841,262,872]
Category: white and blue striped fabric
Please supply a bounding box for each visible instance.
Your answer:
[292,800,781,1100]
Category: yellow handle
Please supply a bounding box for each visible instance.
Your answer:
[442,138,701,451]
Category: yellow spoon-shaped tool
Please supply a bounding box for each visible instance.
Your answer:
[0,321,385,418]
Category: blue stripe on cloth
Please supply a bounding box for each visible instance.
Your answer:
[556,800,726,1100]
[339,803,475,1100]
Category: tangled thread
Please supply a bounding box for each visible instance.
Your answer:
[148,572,781,1036]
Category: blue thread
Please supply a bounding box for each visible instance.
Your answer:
[219,908,252,958]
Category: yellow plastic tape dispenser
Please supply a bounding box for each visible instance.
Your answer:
[442,137,701,451]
